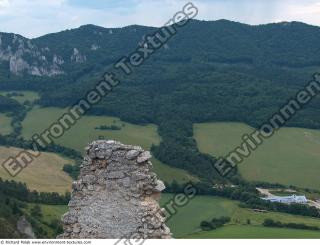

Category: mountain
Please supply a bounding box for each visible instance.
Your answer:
[1,20,320,181]
[1,20,320,77]
[0,24,153,77]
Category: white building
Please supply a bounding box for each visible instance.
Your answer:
[262,194,308,204]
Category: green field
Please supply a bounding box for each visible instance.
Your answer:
[0,90,40,135]
[21,107,197,184]
[188,225,320,239]
[194,122,320,189]
[0,113,12,135]
[23,204,68,238]
[33,204,68,224]
[41,205,68,222]
[0,146,73,193]
[27,194,320,238]
[160,194,320,238]
[0,91,40,104]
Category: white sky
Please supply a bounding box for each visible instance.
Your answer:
[1,0,320,38]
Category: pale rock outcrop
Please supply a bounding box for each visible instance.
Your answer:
[0,34,64,76]
[91,44,99,51]
[9,55,30,74]
[71,48,86,63]
[53,55,65,65]
[58,140,171,239]
[16,216,36,239]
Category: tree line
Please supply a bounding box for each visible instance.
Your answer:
[200,216,231,231]
[263,218,320,231]
[0,178,70,205]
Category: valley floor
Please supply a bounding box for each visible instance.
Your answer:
[35,194,320,238]
[0,90,197,189]
[2,91,320,239]
[20,106,198,185]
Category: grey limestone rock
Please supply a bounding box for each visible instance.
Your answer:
[137,151,152,163]
[16,216,36,239]
[57,140,171,239]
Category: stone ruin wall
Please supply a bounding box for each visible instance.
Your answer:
[58,140,171,239]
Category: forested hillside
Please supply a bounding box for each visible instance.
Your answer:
[1,20,320,181]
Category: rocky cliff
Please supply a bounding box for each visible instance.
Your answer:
[0,33,89,76]
[0,33,65,76]
[57,140,171,239]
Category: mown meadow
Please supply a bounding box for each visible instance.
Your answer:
[194,122,320,189]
